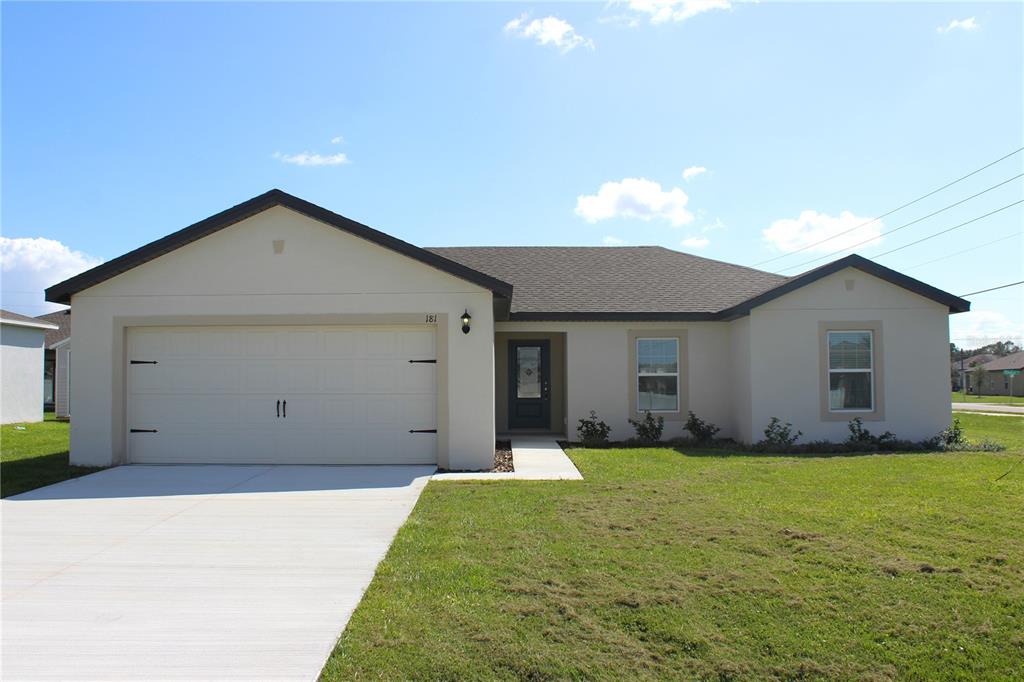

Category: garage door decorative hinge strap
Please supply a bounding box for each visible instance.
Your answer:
[408,359,437,364]
[409,429,437,433]
[130,360,159,365]
[130,429,159,433]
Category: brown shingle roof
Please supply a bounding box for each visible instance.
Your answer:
[981,352,1024,372]
[426,246,788,316]
[36,309,71,347]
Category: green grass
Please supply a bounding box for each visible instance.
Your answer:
[952,390,1024,405]
[1,414,102,497]
[326,415,1024,681]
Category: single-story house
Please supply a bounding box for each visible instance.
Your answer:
[951,353,995,391]
[45,190,969,470]
[964,352,1024,397]
[1,309,58,424]
[37,308,72,418]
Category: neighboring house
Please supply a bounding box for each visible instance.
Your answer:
[37,309,72,418]
[45,190,969,470]
[950,353,995,390]
[1,309,58,424]
[964,352,1024,397]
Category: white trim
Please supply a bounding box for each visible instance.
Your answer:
[826,329,874,412]
[49,336,72,349]
[636,337,680,413]
[0,316,58,331]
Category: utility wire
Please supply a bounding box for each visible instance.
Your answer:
[777,184,1024,273]
[960,281,1024,297]
[751,146,1024,267]
[906,231,1023,270]
[866,200,1024,261]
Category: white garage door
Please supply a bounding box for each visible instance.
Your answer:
[126,325,437,464]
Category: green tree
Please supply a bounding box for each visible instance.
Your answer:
[971,364,988,398]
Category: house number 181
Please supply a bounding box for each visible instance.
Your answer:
[424,314,437,324]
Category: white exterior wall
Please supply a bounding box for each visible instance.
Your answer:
[497,321,736,440]
[68,206,495,469]
[729,317,752,442]
[1,324,48,424]
[747,267,951,443]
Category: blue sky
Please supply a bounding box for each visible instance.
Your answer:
[2,1,1021,346]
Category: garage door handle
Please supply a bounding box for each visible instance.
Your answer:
[276,400,280,418]
[282,400,286,418]
[409,429,437,434]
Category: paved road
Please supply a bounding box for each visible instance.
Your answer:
[953,402,1024,415]
[2,464,433,681]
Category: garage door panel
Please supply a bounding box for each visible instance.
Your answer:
[279,361,321,392]
[243,331,278,357]
[322,329,365,357]
[128,325,437,465]
[321,361,362,392]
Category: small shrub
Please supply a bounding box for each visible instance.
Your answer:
[935,418,968,448]
[758,417,802,451]
[628,410,664,443]
[846,417,897,450]
[577,410,612,447]
[684,411,721,444]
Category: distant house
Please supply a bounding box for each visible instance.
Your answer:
[964,352,1024,397]
[37,309,71,418]
[951,353,996,391]
[1,309,58,424]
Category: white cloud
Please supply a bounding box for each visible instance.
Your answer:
[505,13,594,53]
[700,217,725,233]
[0,237,102,314]
[602,235,627,246]
[682,166,708,181]
[626,0,731,25]
[576,178,694,226]
[762,210,881,254]
[330,135,345,145]
[681,236,710,249]
[937,17,979,33]
[950,309,1024,346]
[272,151,350,166]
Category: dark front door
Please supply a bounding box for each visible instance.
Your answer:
[508,340,551,430]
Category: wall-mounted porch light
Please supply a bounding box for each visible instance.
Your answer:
[461,309,472,335]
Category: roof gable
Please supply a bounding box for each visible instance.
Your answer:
[45,190,512,305]
[719,254,970,320]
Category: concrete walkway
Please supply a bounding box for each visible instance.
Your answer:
[2,465,433,681]
[433,437,583,481]
[953,402,1024,415]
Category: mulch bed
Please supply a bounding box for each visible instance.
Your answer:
[493,440,514,472]
[436,440,514,473]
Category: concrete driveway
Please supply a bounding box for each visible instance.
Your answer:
[2,465,434,681]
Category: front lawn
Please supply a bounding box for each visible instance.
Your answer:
[1,415,102,497]
[326,414,1024,680]
[952,390,1024,405]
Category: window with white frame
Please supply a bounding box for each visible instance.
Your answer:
[827,330,873,411]
[637,338,679,412]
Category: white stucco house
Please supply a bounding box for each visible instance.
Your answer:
[1,310,58,424]
[45,190,969,470]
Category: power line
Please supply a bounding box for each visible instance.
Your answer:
[751,146,1024,267]
[868,200,1024,261]
[778,192,1024,274]
[960,281,1024,297]
[906,231,1023,270]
